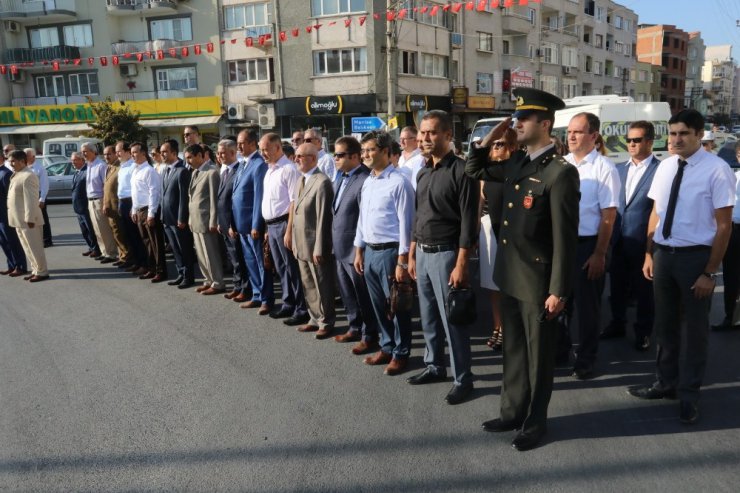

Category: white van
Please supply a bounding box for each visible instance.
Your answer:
[43,136,103,158]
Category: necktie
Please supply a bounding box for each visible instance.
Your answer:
[333,172,350,210]
[661,159,688,240]
[298,176,306,197]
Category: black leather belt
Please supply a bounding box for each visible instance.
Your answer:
[265,213,289,225]
[88,197,100,202]
[418,243,457,253]
[367,242,399,250]
[136,206,148,213]
[578,235,597,243]
[654,243,711,254]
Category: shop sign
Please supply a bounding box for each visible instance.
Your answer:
[467,96,495,110]
[511,70,534,88]
[452,87,468,105]
[306,96,344,115]
[0,105,95,125]
[406,95,428,112]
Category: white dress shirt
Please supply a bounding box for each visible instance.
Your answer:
[624,154,653,203]
[565,149,621,236]
[317,149,336,182]
[397,149,426,189]
[733,170,740,224]
[130,162,162,218]
[30,160,50,202]
[262,155,299,220]
[649,148,736,247]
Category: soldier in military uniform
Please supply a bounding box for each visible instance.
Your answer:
[466,88,580,451]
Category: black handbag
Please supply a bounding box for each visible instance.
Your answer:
[446,287,477,326]
[386,279,415,319]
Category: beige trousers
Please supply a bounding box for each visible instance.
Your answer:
[89,198,117,258]
[193,231,224,288]
[17,226,48,276]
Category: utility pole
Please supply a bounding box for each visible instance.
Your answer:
[386,0,397,120]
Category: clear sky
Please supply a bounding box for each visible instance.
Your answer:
[622,0,740,49]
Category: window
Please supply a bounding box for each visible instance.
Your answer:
[224,3,268,30]
[313,48,367,75]
[29,27,59,48]
[150,17,192,41]
[69,73,99,95]
[614,41,623,54]
[418,5,451,27]
[421,53,448,78]
[593,60,602,75]
[476,72,492,94]
[638,70,647,82]
[399,50,417,75]
[562,47,578,67]
[528,44,534,59]
[594,34,603,48]
[542,43,558,64]
[156,67,197,91]
[451,59,459,83]
[478,32,493,52]
[63,24,93,48]
[562,79,577,99]
[528,8,535,24]
[614,16,622,29]
[228,58,273,83]
[311,0,364,16]
[540,75,557,94]
[547,16,559,30]
[35,75,65,98]
[596,6,605,22]
[502,40,510,55]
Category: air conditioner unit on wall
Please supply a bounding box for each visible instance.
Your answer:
[120,64,137,77]
[227,103,245,120]
[4,21,20,33]
[258,104,275,128]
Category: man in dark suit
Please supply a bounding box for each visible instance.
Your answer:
[160,139,196,289]
[70,152,100,258]
[0,149,28,276]
[233,130,272,309]
[466,88,579,451]
[603,121,660,351]
[331,136,379,354]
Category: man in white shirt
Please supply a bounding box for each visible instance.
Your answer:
[630,109,736,425]
[304,128,336,181]
[604,121,660,352]
[116,141,148,272]
[397,126,426,189]
[129,142,167,283]
[564,112,620,380]
[25,148,53,247]
[260,133,309,323]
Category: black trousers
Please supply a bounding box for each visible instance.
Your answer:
[119,198,147,267]
[720,224,740,322]
[41,205,52,245]
[163,223,196,282]
[609,236,654,338]
[221,232,249,293]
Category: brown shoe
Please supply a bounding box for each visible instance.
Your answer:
[232,293,250,303]
[196,285,210,293]
[8,268,27,278]
[223,290,239,300]
[23,274,34,280]
[201,287,225,295]
[315,327,333,340]
[334,331,362,343]
[384,357,408,376]
[240,300,261,309]
[133,267,149,277]
[28,274,50,283]
[125,264,140,273]
[363,351,392,366]
[297,324,319,333]
[258,304,271,316]
[352,340,380,355]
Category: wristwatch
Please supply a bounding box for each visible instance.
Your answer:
[397,262,409,270]
[702,272,719,280]
[558,296,568,303]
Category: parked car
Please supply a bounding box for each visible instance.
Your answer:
[44,159,75,201]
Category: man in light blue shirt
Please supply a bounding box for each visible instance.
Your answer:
[84,142,118,262]
[353,131,415,376]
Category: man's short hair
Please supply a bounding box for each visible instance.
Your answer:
[185,144,205,157]
[116,141,131,152]
[217,139,237,151]
[222,135,237,143]
[262,132,282,145]
[239,128,260,145]
[628,120,656,141]
[305,128,323,138]
[81,142,98,154]
[668,109,705,134]
[421,110,452,133]
[71,151,83,161]
[163,138,179,153]
[335,136,361,155]
[185,125,200,135]
[573,112,601,134]
[390,140,401,157]
[281,143,295,157]
[9,150,26,162]
[400,126,418,137]
[361,131,392,150]
[24,147,36,157]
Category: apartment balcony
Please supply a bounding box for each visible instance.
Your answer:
[501,11,533,35]
[110,39,184,63]
[106,0,178,16]
[11,95,90,107]
[113,90,189,101]
[4,45,81,64]
[0,0,75,22]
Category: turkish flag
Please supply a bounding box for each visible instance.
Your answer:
[169,47,177,57]
[157,50,164,60]
[258,35,266,46]
[230,38,237,44]
[88,57,95,66]
[504,0,513,6]
[359,16,367,26]
[100,56,108,66]
[373,13,380,19]
[397,8,407,19]
[279,31,287,42]
[430,5,439,15]
[136,53,144,62]
[52,61,60,71]
[181,46,189,57]
[421,6,428,13]
[452,3,463,12]
[466,1,474,10]
[305,26,313,33]
[246,37,253,47]
[292,28,300,37]
[477,0,487,10]
[10,65,18,75]
[443,4,451,10]
[194,44,201,55]
[344,19,351,27]
[386,11,395,21]
[206,42,214,53]
[123,52,132,58]
[0,66,6,75]
[112,55,120,65]
[73,58,82,65]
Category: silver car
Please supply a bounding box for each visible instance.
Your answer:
[44,159,75,202]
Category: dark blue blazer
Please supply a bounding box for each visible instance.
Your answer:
[232,153,267,234]
[71,164,89,216]
[0,165,12,223]
[161,160,191,226]
[613,155,660,249]
[331,165,370,263]
[217,161,239,232]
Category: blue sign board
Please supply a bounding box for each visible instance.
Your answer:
[351,116,385,133]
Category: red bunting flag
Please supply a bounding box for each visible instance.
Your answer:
[305,25,313,33]
[443,3,451,10]
[194,44,201,55]
[292,28,300,37]
[10,64,18,75]
[136,53,143,62]
[452,3,463,13]
[246,37,254,47]
[503,0,513,6]
[279,31,287,41]
[413,7,418,12]
[206,42,214,53]
[220,39,226,44]
[156,49,164,60]
[169,47,177,57]
[181,46,189,57]
[112,55,119,66]
[420,6,428,13]
[386,11,395,21]
[64,59,70,65]
[477,0,487,10]
[519,0,529,4]
[313,24,322,30]
[344,19,351,27]
[52,61,60,71]
[328,21,336,26]
[430,5,439,15]
[359,16,367,26]
[123,52,132,58]
[373,13,380,19]
[146,51,153,59]
[258,35,266,46]
[88,57,94,66]
[397,8,407,19]
[230,38,237,44]
[73,58,81,65]
[100,56,108,66]
[0,65,6,75]
[466,1,474,10]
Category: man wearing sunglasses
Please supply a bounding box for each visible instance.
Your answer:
[304,128,336,181]
[603,122,660,351]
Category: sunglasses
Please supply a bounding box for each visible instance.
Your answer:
[334,152,349,159]
[625,137,644,144]
[304,138,316,143]
[183,133,194,137]
[492,141,507,149]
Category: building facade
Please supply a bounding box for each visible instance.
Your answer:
[637,24,689,114]
[685,31,705,110]
[702,45,735,118]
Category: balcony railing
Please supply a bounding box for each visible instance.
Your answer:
[4,45,81,64]
[0,0,75,18]
[110,39,184,60]
[114,90,187,101]
[106,0,177,14]
[11,95,90,107]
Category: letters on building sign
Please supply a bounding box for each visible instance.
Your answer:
[0,105,96,125]
[305,96,344,115]
[406,95,429,112]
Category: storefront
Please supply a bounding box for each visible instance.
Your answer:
[396,94,452,130]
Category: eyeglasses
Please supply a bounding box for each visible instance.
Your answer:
[183,132,194,137]
[625,137,644,144]
[334,152,349,159]
[304,138,315,143]
[492,141,507,149]
[295,154,315,159]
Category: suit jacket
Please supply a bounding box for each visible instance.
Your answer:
[188,162,220,234]
[292,170,334,262]
[217,161,239,232]
[232,153,268,234]
[7,167,44,229]
[102,160,120,212]
[331,165,369,263]
[161,160,191,226]
[466,146,580,304]
[613,156,660,249]
[71,165,89,215]
[0,165,12,223]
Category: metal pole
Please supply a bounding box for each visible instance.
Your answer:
[386,0,397,119]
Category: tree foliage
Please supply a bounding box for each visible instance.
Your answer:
[86,98,150,146]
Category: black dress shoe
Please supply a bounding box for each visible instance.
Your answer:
[679,400,699,424]
[482,418,521,433]
[269,308,293,319]
[406,368,447,385]
[283,314,311,326]
[712,320,740,332]
[511,430,546,451]
[634,335,651,352]
[99,257,115,264]
[444,382,473,405]
[167,276,184,286]
[177,280,195,289]
[571,366,594,380]
[627,385,677,400]
[600,321,626,339]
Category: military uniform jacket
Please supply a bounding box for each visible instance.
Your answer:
[466,145,580,304]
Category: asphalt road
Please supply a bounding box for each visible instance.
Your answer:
[1,204,739,492]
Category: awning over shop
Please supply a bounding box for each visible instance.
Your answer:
[139,115,222,128]
[0,123,91,134]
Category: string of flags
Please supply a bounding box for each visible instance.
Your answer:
[0,0,540,76]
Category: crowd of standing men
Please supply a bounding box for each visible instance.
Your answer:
[1,87,739,452]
